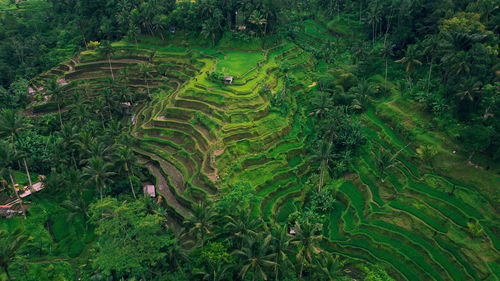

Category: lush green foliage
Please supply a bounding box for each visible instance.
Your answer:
[1,0,499,280]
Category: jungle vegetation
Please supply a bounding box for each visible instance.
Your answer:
[0,0,498,280]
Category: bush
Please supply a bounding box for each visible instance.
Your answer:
[68,240,85,257]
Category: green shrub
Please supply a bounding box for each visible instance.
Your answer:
[68,240,85,258]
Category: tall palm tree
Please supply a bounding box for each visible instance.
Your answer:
[312,138,334,191]
[99,40,115,80]
[82,157,115,200]
[113,145,138,199]
[456,77,482,102]
[270,224,293,281]
[232,233,276,281]
[57,124,80,167]
[0,109,32,188]
[46,80,64,127]
[311,92,333,119]
[138,63,153,96]
[0,109,26,143]
[367,4,381,44]
[0,229,28,281]
[312,252,346,281]
[61,196,90,230]
[223,210,262,248]
[380,42,394,92]
[395,45,422,84]
[184,203,217,247]
[421,34,442,93]
[126,24,140,49]
[290,219,324,278]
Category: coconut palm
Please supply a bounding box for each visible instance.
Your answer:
[312,252,346,281]
[311,91,333,119]
[290,219,324,278]
[57,124,80,167]
[184,203,217,247]
[113,145,138,199]
[223,210,262,248]
[46,80,65,126]
[61,196,90,229]
[380,42,394,92]
[138,63,154,96]
[456,77,482,102]
[0,109,26,142]
[374,144,408,182]
[98,40,115,80]
[82,157,116,200]
[270,224,294,281]
[232,233,276,281]
[0,229,28,281]
[0,109,33,188]
[421,34,442,93]
[312,138,334,191]
[395,44,422,92]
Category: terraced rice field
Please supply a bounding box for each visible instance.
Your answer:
[29,24,499,280]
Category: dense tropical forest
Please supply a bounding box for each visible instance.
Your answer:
[0,0,499,280]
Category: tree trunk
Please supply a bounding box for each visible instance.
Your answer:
[22,158,32,190]
[426,58,434,94]
[57,102,63,127]
[128,171,137,199]
[108,56,115,80]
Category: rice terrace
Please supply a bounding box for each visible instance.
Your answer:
[0,0,498,280]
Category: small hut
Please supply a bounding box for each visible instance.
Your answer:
[143,185,156,198]
[224,76,234,84]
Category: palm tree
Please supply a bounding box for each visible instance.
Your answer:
[61,196,90,229]
[395,44,422,93]
[126,24,140,49]
[113,145,138,199]
[312,138,334,191]
[311,92,333,119]
[184,203,217,247]
[223,210,262,248]
[374,145,407,182]
[82,157,115,200]
[0,229,28,281]
[0,109,26,143]
[367,4,381,44]
[248,10,267,35]
[195,262,233,281]
[380,42,394,92]
[290,219,324,278]
[270,224,293,281]
[232,233,276,281]
[312,252,346,281]
[0,109,32,188]
[98,40,115,80]
[138,63,153,96]
[421,34,442,93]
[456,77,482,102]
[46,80,64,127]
[57,124,80,168]
[351,80,373,111]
